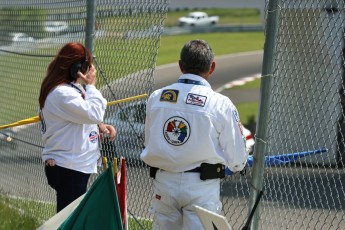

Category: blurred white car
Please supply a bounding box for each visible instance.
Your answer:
[44,21,68,34]
[11,33,34,43]
[178,11,219,27]
[101,101,255,162]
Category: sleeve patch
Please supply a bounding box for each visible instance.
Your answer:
[160,89,179,103]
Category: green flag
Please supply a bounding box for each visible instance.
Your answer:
[58,162,123,230]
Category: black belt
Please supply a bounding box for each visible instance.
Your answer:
[150,163,225,181]
[185,167,201,173]
[150,166,200,179]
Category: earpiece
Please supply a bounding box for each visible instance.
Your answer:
[69,45,89,81]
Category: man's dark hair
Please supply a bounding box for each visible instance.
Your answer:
[180,40,214,75]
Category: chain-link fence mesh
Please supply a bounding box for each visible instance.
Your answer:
[253,0,345,229]
[1,0,345,229]
[0,0,168,229]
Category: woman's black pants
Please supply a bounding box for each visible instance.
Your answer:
[45,165,91,212]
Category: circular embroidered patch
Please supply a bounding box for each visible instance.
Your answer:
[163,116,190,146]
[89,131,98,143]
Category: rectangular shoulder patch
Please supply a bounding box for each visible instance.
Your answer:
[186,93,207,107]
[160,89,179,103]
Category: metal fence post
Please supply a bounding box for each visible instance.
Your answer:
[85,0,97,54]
[248,0,279,229]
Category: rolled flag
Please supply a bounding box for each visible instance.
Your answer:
[226,147,328,175]
[115,157,128,230]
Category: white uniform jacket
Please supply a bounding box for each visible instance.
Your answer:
[141,74,248,173]
[40,83,107,174]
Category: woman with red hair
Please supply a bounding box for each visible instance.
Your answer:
[38,42,116,212]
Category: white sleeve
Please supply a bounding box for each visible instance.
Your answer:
[51,86,107,124]
[144,94,154,147]
[219,105,248,172]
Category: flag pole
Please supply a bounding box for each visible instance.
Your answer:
[102,157,108,170]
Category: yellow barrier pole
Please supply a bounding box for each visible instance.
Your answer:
[0,93,148,130]
[0,116,41,130]
[107,94,148,106]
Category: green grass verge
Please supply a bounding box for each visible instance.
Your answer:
[0,194,55,229]
[236,102,259,125]
[0,193,154,229]
[128,217,153,229]
[157,32,264,65]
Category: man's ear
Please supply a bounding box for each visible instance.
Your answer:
[179,60,186,73]
[209,61,216,75]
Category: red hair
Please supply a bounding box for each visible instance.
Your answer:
[38,42,92,109]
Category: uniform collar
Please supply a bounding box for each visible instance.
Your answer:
[178,74,211,88]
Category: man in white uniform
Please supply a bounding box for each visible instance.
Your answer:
[141,40,248,229]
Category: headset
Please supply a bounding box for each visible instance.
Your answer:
[69,45,90,81]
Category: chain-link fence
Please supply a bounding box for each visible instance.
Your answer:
[0,0,168,229]
[1,0,345,229]
[250,0,345,229]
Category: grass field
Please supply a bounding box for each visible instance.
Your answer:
[157,32,263,65]
[0,194,152,229]
[0,195,54,229]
